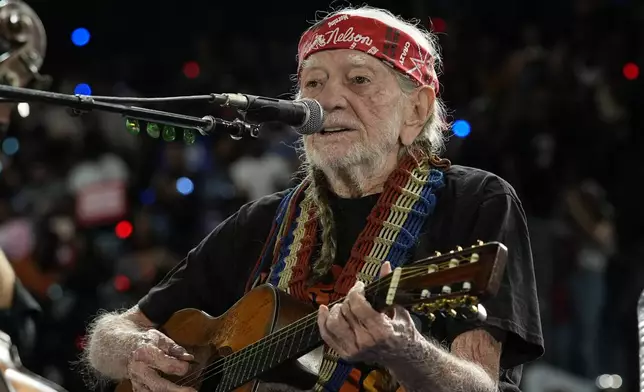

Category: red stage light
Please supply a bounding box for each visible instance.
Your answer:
[183,61,200,79]
[115,220,133,239]
[114,275,131,292]
[623,63,639,80]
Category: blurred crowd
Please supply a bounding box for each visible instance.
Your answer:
[0,0,642,391]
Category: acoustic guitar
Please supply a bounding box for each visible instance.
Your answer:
[116,241,508,392]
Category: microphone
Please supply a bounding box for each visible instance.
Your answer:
[0,84,325,143]
[218,93,324,135]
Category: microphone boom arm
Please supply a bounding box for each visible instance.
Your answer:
[0,84,261,142]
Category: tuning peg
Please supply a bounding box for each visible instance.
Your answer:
[461,304,488,322]
[472,240,484,247]
[434,251,441,256]
[456,245,463,251]
[411,304,438,322]
[447,309,458,318]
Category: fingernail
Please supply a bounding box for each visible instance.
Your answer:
[173,345,189,355]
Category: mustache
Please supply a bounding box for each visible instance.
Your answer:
[322,112,361,130]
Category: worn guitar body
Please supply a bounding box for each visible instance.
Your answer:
[116,285,319,392]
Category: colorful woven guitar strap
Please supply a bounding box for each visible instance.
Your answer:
[246,154,446,391]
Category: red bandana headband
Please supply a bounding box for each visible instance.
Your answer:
[297,14,439,93]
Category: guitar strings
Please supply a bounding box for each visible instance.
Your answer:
[176,256,469,388]
[175,254,473,388]
[175,274,396,388]
[176,255,471,388]
[173,267,410,388]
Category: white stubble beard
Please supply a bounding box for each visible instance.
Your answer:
[304,104,402,175]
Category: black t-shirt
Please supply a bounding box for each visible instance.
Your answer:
[139,165,544,391]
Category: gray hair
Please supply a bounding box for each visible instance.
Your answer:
[295,6,449,289]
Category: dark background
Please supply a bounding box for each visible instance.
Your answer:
[0,0,642,391]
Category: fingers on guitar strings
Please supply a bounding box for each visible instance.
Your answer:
[347,280,366,297]
[317,304,353,356]
[346,288,383,328]
[341,300,365,330]
[152,332,194,361]
[168,344,194,361]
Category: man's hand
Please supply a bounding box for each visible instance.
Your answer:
[317,261,419,364]
[127,329,197,392]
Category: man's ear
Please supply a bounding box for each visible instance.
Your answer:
[400,86,435,146]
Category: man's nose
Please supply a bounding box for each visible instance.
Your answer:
[316,78,349,113]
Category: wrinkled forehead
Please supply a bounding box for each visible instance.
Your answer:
[300,50,384,72]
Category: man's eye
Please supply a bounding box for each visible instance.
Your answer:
[352,76,370,84]
[305,80,320,88]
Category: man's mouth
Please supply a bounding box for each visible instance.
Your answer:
[320,127,352,135]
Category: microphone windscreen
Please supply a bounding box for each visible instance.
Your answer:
[295,99,324,135]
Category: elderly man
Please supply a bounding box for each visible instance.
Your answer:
[83,6,543,392]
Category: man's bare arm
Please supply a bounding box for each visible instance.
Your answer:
[387,329,502,392]
[83,305,155,380]
[450,329,502,384]
[83,307,308,391]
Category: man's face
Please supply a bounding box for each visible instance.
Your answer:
[299,49,406,171]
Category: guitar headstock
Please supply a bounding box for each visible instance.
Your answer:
[367,241,507,323]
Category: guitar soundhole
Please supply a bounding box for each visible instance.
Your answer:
[173,345,224,392]
[193,346,235,392]
[197,358,223,392]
